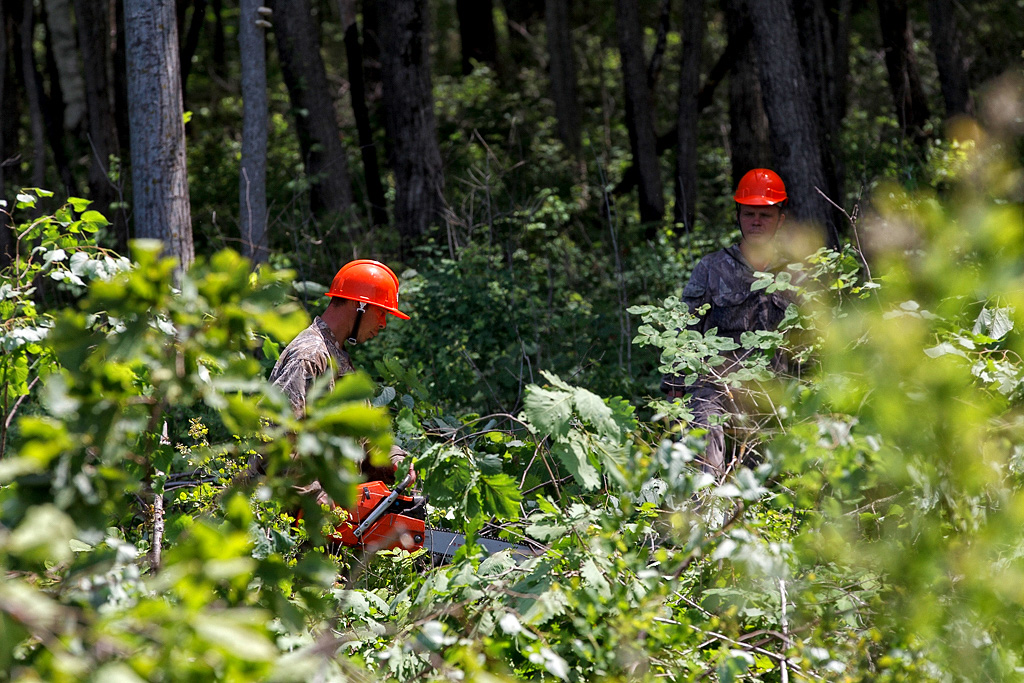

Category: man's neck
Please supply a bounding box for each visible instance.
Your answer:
[319,305,349,348]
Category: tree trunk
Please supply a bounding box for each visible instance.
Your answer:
[43,0,85,132]
[545,0,580,157]
[501,0,542,65]
[239,0,268,263]
[456,0,497,75]
[0,4,10,269]
[362,0,383,102]
[339,0,388,226]
[927,0,972,118]
[725,0,770,189]
[379,0,444,243]
[794,0,847,204]
[877,0,930,142]
[16,0,46,188]
[615,0,664,231]
[748,0,839,247]
[212,0,226,73]
[124,0,194,269]
[73,0,120,240]
[675,0,704,232]
[647,0,671,90]
[269,0,354,218]
[180,0,209,102]
[41,3,76,196]
[113,0,131,158]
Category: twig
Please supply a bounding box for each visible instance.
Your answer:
[815,186,871,281]
[779,578,791,683]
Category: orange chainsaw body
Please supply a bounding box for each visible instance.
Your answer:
[329,480,426,551]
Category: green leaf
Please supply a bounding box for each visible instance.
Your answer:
[67,196,92,211]
[523,385,573,438]
[580,558,612,599]
[79,210,110,226]
[551,433,601,490]
[478,473,522,520]
[573,387,619,437]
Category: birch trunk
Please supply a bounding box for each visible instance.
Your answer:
[239,0,268,263]
[43,0,85,131]
[124,0,194,269]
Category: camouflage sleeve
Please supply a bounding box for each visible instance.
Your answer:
[680,258,712,328]
[270,355,317,418]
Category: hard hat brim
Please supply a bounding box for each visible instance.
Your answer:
[734,196,784,206]
[326,291,411,320]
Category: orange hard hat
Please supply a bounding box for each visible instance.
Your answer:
[325,260,410,319]
[733,168,788,206]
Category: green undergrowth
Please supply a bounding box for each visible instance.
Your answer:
[2,122,1024,681]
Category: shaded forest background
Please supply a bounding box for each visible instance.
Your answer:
[0,0,1021,408]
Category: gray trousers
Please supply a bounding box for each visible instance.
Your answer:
[687,384,730,477]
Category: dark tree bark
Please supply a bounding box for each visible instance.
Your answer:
[269,0,354,217]
[794,0,849,204]
[212,0,226,72]
[239,0,268,263]
[501,0,543,65]
[614,25,749,196]
[362,0,383,101]
[545,0,580,157]
[124,0,194,269]
[339,0,388,226]
[41,3,77,196]
[379,0,445,243]
[724,0,770,189]
[615,0,664,231]
[15,0,45,188]
[180,0,209,101]
[748,0,839,247]
[877,0,930,142]
[0,4,10,269]
[675,0,704,232]
[113,0,131,157]
[927,0,972,118]
[73,0,119,239]
[456,0,497,75]
[647,0,671,90]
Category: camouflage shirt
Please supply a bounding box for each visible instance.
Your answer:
[662,245,792,393]
[269,316,405,494]
[269,316,354,418]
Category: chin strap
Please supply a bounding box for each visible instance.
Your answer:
[347,302,367,345]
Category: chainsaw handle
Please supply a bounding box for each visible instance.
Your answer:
[352,474,416,539]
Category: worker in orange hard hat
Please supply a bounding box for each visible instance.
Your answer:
[662,169,794,478]
[269,260,412,498]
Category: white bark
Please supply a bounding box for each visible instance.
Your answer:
[239,0,268,263]
[124,0,194,269]
[44,0,86,131]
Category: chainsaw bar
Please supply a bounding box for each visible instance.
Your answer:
[424,527,542,564]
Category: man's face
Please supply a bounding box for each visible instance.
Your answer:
[738,204,785,243]
[355,304,388,343]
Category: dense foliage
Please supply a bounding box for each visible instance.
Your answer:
[3,102,1024,680]
[3,2,1024,680]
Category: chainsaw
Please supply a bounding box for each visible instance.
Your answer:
[328,474,542,564]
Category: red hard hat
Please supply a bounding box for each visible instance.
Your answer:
[325,260,410,319]
[734,168,788,206]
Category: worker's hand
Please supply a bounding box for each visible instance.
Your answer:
[400,460,416,485]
